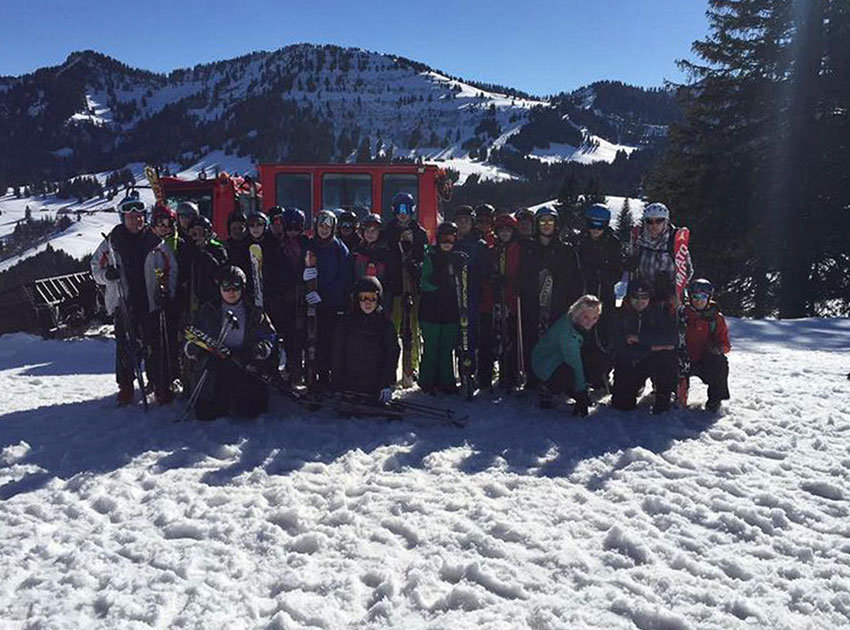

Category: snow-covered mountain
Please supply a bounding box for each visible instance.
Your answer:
[0,46,676,185]
[1,318,848,628]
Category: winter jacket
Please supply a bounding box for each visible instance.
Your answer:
[610,301,677,365]
[178,238,228,315]
[271,233,309,304]
[531,314,586,391]
[332,305,400,395]
[491,238,526,316]
[419,246,468,324]
[684,302,731,363]
[188,298,276,401]
[309,236,352,310]
[572,228,623,305]
[92,224,177,316]
[520,235,582,325]
[353,239,394,294]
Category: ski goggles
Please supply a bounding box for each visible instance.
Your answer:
[316,215,335,227]
[395,202,414,215]
[691,292,710,301]
[119,200,146,214]
[537,217,557,226]
[644,217,666,225]
[358,293,379,303]
[220,280,244,291]
[586,220,606,230]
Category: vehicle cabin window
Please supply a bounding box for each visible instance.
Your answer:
[382,174,419,223]
[275,173,312,214]
[322,174,372,219]
[237,194,261,216]
[166,195,213,222]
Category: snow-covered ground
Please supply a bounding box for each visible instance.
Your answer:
[1,318,848,628]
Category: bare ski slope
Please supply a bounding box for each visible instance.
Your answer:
[0,318,848,629]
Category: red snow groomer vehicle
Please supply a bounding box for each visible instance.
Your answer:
[257,163,453,239]
[154,171,262,238]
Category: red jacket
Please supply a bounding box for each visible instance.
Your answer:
[684,303,731,363]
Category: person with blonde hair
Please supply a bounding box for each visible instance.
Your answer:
[531,294,601,415]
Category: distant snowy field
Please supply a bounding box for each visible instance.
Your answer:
[1,318,849,629]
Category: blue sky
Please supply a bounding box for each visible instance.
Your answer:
[2,0,709,95]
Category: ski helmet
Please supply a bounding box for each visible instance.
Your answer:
[361,213,383,229]
[315,209,337,233]
[689,278,714,299]
[247,210,268,228]
[282,207,306,231]
[338,209,358,228]
[453,205,475,220]
[516,207,534,221]
[354,275,383,303]
[475,203,495,221]
[216,264,247,289]
[494,213,518,230]
[151,204,176,225]
[643,202,670,221]
[267,205,285,222]
[227,210,247,228]
[189,215,212,232]
[118,191,146,215]
[176,201,199,218]
[627,279,652,300]
[585,203,611,228]
[535,206,559,223]
[391,192,416,216]
[436,221,459,238]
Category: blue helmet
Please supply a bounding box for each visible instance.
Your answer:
[535,205,558,221]
[282,207,306,231]
[585,203,611,228]
[391,192,416,216]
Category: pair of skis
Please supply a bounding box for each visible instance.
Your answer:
[399,244,415,388]
[455,261,475,401]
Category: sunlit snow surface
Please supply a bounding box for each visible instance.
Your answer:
[1,318,849,629]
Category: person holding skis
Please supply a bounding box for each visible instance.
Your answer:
[150,203,182,389]
[225,210,250,280]
[337,209,362,253]
[683,278,731,411]
[181,215,229,320]
[474,203,497,247]
[520,205,582,386]
[267,206,286,242]
[304,210,353,389]
[91,193,178,406]
[183,265,277,420]
[331,276,400,403]
[572,203,624,388]
[384,192,427,387]
[244,210,274,308]
[453,205,488,385]
[418,222,468,394]
[531,295,600,414]
[175,201,199,240]
[610,280,678,413]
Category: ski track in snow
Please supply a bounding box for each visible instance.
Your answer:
[0,319,849,629]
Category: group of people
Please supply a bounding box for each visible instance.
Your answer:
[92,190,731,421]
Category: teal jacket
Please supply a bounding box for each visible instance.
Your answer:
[531,314,586,391]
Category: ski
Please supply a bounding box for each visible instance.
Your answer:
[144,165,165,207]
[249,243,264,309]
[399,243,415,388]
[538,269,554,337]
[455,260,475,401]
[515,295,527,392]
[493,246,510,387]
[154,267,172,394]
[304,250,320,397]
[673,227,691,406]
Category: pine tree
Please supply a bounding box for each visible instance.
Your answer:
[617,198,633,245]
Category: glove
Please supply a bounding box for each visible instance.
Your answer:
[378,387,393,404]
[306,291,322,305]
[572,390,590,417]
[105,265,120,281]
[303,267,318,282]
[253,340,273,361]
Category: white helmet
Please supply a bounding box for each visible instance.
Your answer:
[643,202,670,221]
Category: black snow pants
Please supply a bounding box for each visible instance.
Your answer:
[689,353,730,403]
[612,350,676,412]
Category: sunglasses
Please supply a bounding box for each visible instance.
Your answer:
[358,294,378,303]
[645,218,666,225]
[538,217,556,225]
[220,282,243,291]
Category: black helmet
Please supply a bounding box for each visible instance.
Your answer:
[354,275,384,302]
[516,207,535,221]
[176,201,199,218]
[267,205,285,221]
[247,210,268,227]
[338,209,358,228]
[391,192,416,216]
[189,215,212,232]
[436,222,459,238]
[282,207,306,231]
[474,203,495,220]
[453,205,475,220]
[216,264,247,289]
[627,279,652,299]
[361,213,383,228]
[227,210,247,228]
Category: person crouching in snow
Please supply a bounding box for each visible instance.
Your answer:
[184,265,277,420]
[683,278,731,411]
[531,295,601,416]
[331,276,400,404]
